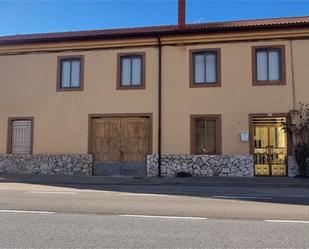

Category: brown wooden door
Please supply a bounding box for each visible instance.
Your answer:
[120,117,149,163]
[92,117,150,173]
[92,118,122,164]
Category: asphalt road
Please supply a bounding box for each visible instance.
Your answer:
[0,212,309,249]
[1,182,309,220]
[0,182,309,248]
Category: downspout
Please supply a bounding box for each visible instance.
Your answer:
[289,39,296,110]
[157,34,162,177]
[288,39,297,163]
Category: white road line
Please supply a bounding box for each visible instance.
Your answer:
[213,195,272,200]
[27,191,78,195]
[265,219,309,224]
[0,210,55,214]
[119,214,208,220]
[118,193,170,197]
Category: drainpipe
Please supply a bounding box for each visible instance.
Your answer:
[157,34,162,177]
[289,39,296,110]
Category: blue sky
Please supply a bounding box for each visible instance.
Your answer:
[0,0,308,36]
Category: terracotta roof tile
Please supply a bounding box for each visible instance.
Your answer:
[1,16,309,45]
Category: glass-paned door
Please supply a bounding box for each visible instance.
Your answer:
[253,117,287,176]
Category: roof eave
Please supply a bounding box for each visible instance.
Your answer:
[1,23,309,46]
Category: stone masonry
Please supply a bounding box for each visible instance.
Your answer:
[147,155,254,177]
[147,154,304,178]
[0,153,303,177]
[288,156,309,177]
[0,154,92,175]
[288,156,299,177]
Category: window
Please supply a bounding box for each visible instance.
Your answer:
[117,53,145,89]
[190,49,221,87]
[191,115,221,154]
[7,118,34,154]
[252,46,286,85]
[57,56,84,91]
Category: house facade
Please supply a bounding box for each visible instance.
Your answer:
[0,1,309,177]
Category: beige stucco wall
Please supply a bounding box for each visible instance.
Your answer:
[0,36,308,155]
[0,47,158,154]
[163,40,295,155]
[291,39,309,104]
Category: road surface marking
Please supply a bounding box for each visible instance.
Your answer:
[213,195,272,200]
[265,219,309,224]
[118,193,171,197]
[27,191,78,195]
[119,214,207,220]
[0,210,55,214]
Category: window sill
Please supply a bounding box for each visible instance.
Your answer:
[190,82,221,88]
[252,80,286,86]
[56,87,84,92]
[117,85,145,90]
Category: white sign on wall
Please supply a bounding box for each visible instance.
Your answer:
[240,132,249,142]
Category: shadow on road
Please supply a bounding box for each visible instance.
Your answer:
[1,174,309,206]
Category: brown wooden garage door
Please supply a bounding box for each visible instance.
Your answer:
[91,117,150,175]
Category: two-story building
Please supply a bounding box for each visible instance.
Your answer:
[0,0,308,177]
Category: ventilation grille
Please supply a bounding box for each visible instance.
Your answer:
[11,120,32,154]
[252,117,286,126]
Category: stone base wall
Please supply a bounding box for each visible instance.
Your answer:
[147,155,254,177]
[288,156,309,177]
[288,156,299,177]
[0,154,92,175]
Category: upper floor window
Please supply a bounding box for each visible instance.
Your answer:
[191,115,222,155]
[252,46,286,86]
[190,49,221,87]
[57,56,84,91]
[117,53,145,90]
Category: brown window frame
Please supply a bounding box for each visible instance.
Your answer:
[7,117,34,154]
[57,55,84,91]
[189,48,221,88]
[252,45,286,86]
[190,114,222,155]
[117,52,146,90]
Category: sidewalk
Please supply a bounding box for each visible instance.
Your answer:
[0,174,308,188]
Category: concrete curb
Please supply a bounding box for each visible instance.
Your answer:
[1,174,309,189]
